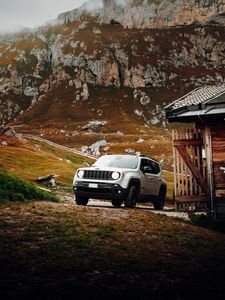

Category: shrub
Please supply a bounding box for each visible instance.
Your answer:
[0,171,59,203]
[189,213,225,234]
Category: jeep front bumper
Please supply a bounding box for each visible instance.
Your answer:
[73,182,127,200]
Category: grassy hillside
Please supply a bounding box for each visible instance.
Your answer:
[0,171,58,203]
[0,134,174,200]
[0,135,90,189]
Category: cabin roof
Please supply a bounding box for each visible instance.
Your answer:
[165,84,225,122]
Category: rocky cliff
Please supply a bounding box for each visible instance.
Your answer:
[58,0,225,28]
[0,0,225,130]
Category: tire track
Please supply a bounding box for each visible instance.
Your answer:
[21,134,97,161]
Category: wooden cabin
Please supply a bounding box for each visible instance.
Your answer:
[165,84,225,218]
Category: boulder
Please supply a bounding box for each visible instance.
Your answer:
[0,126,16,137]
[81,120,107,131]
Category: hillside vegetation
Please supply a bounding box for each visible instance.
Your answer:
[0,135,88,189]
[0,171,58,203]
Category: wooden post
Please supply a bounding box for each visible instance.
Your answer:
[172,130,177,197]
[204,126,216,217]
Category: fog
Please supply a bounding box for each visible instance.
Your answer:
[0,0,86,33]
[0,0,131,34]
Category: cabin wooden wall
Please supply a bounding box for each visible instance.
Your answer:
[210,121,225,217]
[171,120,225,217]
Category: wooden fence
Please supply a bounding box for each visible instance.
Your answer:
[172,128,209,212]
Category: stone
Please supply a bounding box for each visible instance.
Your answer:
[81,120,107,131]
[0,126,16,137]
[81,83,90,100]
[125,148,135,154]
[81,140,107,156]
[24,86,39,99]
[137,138,145,143]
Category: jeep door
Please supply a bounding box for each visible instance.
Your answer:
[148,160,161,196]
[140,159,159,196]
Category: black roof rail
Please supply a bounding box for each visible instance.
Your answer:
[138,154,146,157]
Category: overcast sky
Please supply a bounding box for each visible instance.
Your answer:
[0,0,87,33]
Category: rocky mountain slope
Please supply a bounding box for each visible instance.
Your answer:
[0,0,225,136]
[59,0,225,28]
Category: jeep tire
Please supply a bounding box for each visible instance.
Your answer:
[111,199,123,207]
[124,185,137,208]
[75,196,89,206]
[153,187,166,210]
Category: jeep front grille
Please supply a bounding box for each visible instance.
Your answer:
[84,170,113,180]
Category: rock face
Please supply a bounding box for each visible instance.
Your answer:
[58,0,102,24]
[0,0,225,127]
[59,0,225,28]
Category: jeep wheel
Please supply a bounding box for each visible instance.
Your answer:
[153,187,166,210]
[75,196,89,206]
[124,185,137,208]
[111,199,123,207]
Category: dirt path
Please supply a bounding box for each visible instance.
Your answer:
[87,201,190,220]
[21,133,97,160]
[60,193,190,220]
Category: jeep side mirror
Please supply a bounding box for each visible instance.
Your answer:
[143,166,152,173]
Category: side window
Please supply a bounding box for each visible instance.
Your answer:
[140,159,153,174]
[150,161,160,175]
[140,159,147,172]
[140,159,160,174]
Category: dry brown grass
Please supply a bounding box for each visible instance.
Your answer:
[0,201,225,299]
[0,136,86,187]
[0,50,18,66]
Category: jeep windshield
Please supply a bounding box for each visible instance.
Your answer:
[93,155,138,169]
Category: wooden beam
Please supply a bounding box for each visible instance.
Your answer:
[173,139,203,146]
[175,196,208,203]
[175,145,207,195]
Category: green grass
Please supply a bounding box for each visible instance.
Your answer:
[189,213,225,234]
[0,171,59,203]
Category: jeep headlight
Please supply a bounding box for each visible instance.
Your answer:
[111,171,120,180]
[77,170,84,179]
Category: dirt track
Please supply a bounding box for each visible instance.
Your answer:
[61,194,190,221]
[89,200,190,220]
[21,133,97,160]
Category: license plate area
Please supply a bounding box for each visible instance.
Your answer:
[89,183,98,188]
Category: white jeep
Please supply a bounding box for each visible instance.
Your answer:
[73,154,167,209]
